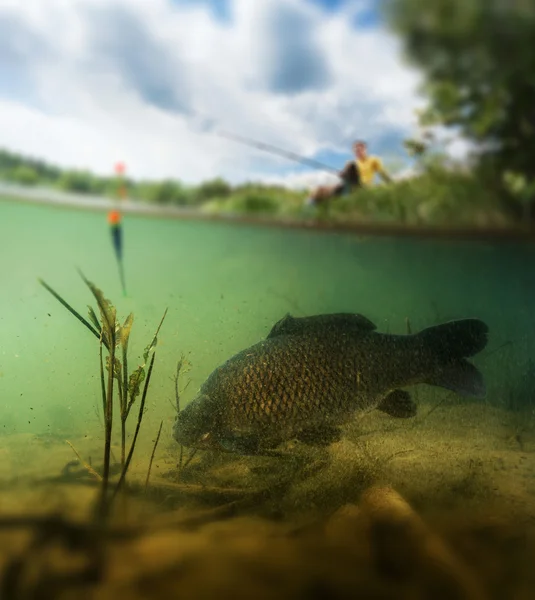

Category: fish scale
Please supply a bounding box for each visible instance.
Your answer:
[173,313,489,455]
[221,336,360,432]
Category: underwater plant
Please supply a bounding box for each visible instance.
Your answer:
[39,270,167,519]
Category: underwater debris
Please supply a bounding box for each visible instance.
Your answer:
[65,440,101,482]
[38,271,167,519]
[173,312,489,456]
[2,483,533,599]
[359,486,487,600]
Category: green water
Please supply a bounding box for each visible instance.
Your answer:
[1,197,534,444]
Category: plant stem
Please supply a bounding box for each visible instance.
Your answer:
[97,339,116,519]
[112,351,157,502]
[99,340,107,418]
[65,440,102,481]
[121,419,126,469]
[145,421,163,489]
[116,376,125,469]
[182,448,198,471]
[174,359,184,472]
[121,344,128,469]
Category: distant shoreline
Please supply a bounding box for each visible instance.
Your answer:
[2,182,535,244]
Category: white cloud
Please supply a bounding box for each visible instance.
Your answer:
[0,0,424,185]
[252,169,339,191]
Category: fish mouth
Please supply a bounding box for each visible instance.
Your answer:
[177,431,243,455]
[172,392,218,448]
[195,432,217,449]
[194,432,237,453]
[175,431,232,455]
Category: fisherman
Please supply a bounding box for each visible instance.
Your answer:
[305,140,392,208]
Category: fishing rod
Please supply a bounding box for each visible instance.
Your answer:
[216,130,341,175]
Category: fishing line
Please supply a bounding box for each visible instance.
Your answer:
[215,130,340,175]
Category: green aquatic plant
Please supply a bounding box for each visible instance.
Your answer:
[39,271,167,519]
[172,356,199,477]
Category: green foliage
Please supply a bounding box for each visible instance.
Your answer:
[234,192,279,214]
[202,183,306,217]
[11,165,39,186]
[0,149,61,183]
[202,163,514,227]
[194,177,232,201]
[57,170,98,194]
[38,273,166,517]
[330,165,511,227]
[383,0,535,197]
[0,140,525,226]
[141,180,191,205]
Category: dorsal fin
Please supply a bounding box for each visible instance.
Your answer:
[267,312,377,339]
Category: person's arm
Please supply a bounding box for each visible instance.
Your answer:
[341,160,360,180]
[375,158,392,184]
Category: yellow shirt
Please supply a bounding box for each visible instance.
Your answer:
[356,156,387,186]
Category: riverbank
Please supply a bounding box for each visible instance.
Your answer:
[2,182,535,243]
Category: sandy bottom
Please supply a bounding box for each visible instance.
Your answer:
[1,398,534,598]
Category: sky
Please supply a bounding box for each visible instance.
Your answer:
[0,0,432,188]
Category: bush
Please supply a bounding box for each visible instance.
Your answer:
[143,180,191,205]
[235,192,279,214]
[328,165,511,227]
[57,170,96,194]
[11,165,38,186]
[194,178,232,202]
[201,185,307,217]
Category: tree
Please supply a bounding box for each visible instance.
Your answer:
[384,0,535,211]
[11,165,38,186]
[194,177,232,202]
[146,180,190,205]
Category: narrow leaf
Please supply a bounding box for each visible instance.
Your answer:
[87,305,101,332]
[38,278,101,342]
[120,313,134,349]
[78,269,117,344]
[143,308,168,363]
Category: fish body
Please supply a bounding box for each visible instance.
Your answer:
[173,313,488,455]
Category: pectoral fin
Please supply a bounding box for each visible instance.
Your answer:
[216,431,284,457]
[377,390,417,419]
[296,424,342,446]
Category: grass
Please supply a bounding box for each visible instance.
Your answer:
[331,168,512,227]
[200,167,517,228]
[201,184,307,218]
[1,146,524,229]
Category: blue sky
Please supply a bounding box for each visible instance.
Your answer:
[309,0,380,26]
[171,0,376,22]
[172,0,233,21]
[0,0,425,187]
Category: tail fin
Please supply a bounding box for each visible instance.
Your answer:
[418,319,489,398]
[418,319,488,359]
[424,360,486,398]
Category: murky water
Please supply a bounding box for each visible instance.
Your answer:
[2,198,533,435]
[1,197,535,597]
